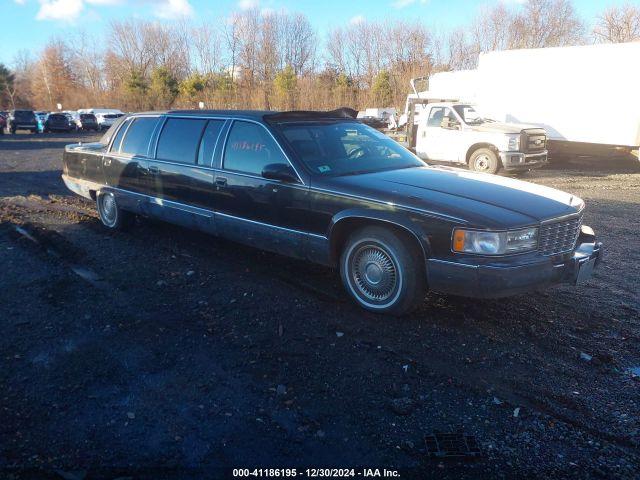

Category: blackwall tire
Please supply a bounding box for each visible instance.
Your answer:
[469,148,500,174]
[97,191,133,230]
[340,226,426,316]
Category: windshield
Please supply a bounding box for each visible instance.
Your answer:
[277,121,423,177]
[452,105,488,125]
[14,110,35,121]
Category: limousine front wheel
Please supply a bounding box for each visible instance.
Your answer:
[340,226,425,316]
[97,191,132,230]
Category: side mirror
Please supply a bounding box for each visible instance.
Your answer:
[440,117,460,130]
[262,163,298,183]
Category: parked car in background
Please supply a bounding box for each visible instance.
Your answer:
[62,112,78,131]
[78,109,125,130]
[44,113,75,133]
[61,108,602,315]
[358,116,388,130]
[63,111,80,126]
[6,110,38,134]
[77,113,99,131]
[35,111,48,133]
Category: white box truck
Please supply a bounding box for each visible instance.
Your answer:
[425,41,640,160]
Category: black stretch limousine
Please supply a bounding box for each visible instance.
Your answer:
[62,109,602,314]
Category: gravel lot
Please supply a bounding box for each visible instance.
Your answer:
[1,132,639,479]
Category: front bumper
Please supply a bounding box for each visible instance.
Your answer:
[426,226,602,298]
[499,150,548,171]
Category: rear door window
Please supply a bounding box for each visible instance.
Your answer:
[120,117,158,156]
[197,120,225,166]
[223,121,287,176]
[110,118,132,153]
[156,118,207,164]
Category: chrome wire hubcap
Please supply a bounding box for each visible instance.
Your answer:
[351,245,398,302]
[101,194,117,225]
[475,154,490,171]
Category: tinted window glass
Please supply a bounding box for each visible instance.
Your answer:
[156,118,207,164]
[279,121,422,177]
[14,110,35,121]
[120,117,158,156]
[223,121,287,175]
[198,120,225,166]
[110,118,131,152]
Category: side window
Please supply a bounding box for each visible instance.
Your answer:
[110,118,131,153]
[156,118,207,164]
[427,107,446,127]
[198,120,225,166]
[223,121,287,176]
[120,117,158,156]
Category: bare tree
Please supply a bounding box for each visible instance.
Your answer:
[278,13,316,75]
[192,22,222,75]
[510,0,585,48]
[594,3,640,43]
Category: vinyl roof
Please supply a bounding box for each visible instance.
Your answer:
[140,108,360,122]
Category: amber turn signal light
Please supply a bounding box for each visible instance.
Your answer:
[453,229,466,252]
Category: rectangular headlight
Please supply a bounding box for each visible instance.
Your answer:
[453,227,538,255]
[508,136,520,151]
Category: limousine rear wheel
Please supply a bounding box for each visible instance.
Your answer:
[97,191,132,230]
[340,226,425,316]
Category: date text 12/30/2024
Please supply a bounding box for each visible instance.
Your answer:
[232,468,401,477]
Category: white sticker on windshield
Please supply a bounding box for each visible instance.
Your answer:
[318,165,331,173]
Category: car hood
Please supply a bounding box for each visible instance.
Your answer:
[467,121,541,134]
[320,166,583,228]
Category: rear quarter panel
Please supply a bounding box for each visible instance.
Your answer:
[63,143,106,186]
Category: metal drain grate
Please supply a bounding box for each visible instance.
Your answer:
[424,433,482,458]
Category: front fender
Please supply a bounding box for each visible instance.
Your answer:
[327,208,434,265]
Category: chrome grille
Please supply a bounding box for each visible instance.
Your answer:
[521,129,547,153]
[538,215,582,256]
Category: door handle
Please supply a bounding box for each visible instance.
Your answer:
[215,176,227,187]
[104,158,112,167]
[148,165,160,174]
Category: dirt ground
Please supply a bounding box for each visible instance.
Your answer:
[1,132,639,479]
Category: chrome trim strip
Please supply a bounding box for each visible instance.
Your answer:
[151,116,168,159]
[147,195,213,218]
[145,157,218,172]
[216,211,327,239]
[62,175,325,239]
[309,186,467,223]
[540,209,584,224]
[427,258,478,269]
[206,119,227,168]
[109,117,133,153]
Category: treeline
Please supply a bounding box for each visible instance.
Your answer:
[1,0,639,112]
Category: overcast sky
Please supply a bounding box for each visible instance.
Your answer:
[4,0,637,65]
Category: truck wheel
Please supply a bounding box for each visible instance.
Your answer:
[97,191,133,230]
[469,148,500,174]
[340,225,425,316]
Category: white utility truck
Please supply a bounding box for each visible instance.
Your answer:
[396,89,548,175]
[424,42,640,160]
